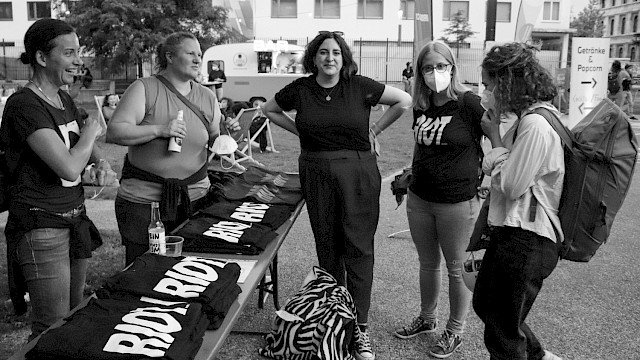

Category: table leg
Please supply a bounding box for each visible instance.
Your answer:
[257,254,279,310]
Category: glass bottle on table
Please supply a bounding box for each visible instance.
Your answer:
[148,201,166,255]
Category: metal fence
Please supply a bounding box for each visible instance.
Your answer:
[1,37,562,86]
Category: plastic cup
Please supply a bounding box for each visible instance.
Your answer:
[163,236,184,257]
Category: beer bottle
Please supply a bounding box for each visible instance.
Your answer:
[148,202,166,255]
[168,110,184,152]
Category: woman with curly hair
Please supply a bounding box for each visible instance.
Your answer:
[474,43,564,360]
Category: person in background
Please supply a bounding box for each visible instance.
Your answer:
[262,30,412,360]
[106,32,222,265]
[618,78,636,119]
[1,18,110,340]
[249,95,268,152]
[207,61,226,100]
[402,61,414,93]
[393,41,484,359]
[474,42,564,360]
[219,97,234,118]
[608,60,631,104]
[101,93,119,123]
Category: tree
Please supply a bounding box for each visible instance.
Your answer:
[570,0,605,37]
[57,0,231,77]
[441,11,477,58]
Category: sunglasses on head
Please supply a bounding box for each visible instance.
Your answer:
[318,31,345,37]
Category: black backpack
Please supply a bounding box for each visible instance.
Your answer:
[608,71,620,95]
[522,101,637,262]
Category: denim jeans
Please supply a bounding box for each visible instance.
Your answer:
[406,190,479,335]
[473,226,559,360]
[16,227,88,340]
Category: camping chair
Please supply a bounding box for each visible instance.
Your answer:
[231,107,278,159]
[94,94,111,137]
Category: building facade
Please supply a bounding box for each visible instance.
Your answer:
[600,0,640,61]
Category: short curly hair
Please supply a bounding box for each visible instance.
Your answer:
[482,42,557,117]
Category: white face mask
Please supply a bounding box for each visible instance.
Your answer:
[480,89,496,112]
[424,70,451,93]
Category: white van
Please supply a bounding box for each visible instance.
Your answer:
[202,40,307,103]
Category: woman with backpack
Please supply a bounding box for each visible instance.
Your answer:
[474,42,564,360]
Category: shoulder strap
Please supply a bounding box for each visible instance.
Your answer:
[155,75,213,149]
[513,107,574,151]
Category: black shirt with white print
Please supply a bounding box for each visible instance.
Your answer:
[409,91,485,203]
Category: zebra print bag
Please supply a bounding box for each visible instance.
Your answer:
[259,266,357,360]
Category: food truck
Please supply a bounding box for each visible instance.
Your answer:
[202,40,307,102]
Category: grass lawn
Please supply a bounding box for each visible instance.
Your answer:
[0,107,416,358]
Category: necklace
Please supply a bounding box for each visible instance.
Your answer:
[29,80,65,110]
[320,84,338,101]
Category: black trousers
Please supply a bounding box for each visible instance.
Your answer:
[473,226,559,360]
[299,149,380,324]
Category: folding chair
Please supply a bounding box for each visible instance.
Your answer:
[231,107,278,161]
[93,95,108,137]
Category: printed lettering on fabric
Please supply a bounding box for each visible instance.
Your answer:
[413,114,453,146]
[198,200,295,230]
[153,257,227,298]
[27,293,209,360]
[230,202,269,223]
[103,297,189,357]
[202,221,252,244]
[59,120,82,187]
[241,165,302,189]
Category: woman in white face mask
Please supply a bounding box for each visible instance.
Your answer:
[393,40,486,359]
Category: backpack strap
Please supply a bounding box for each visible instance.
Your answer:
[155,74,214,151]
[512,106,572,222]
[458,91,486,187]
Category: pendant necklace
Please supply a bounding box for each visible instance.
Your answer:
[321,84,338,101]
[29,80,65,110]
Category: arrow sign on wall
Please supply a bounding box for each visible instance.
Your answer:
[580,78,597,88]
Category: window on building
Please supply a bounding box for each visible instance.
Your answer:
[634,15,638,32]
[496,2,511,22]
[621,16,626,34]
[443,1,469,21]
[400,0,414,20]
[0,2,12,20]
[315,0,340,18]
[542,1,559,21]
[618,47,624,58]
[272,0,297,18]
[612,0,616,5]
[27,1,50,20]
[631,47,636,62]
[610,18,615,35]
[357,0,383,19]
[601,0,605,7]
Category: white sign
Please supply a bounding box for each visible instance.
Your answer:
[569,38,610,128]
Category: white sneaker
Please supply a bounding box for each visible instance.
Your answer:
[542,350,563,360]
[353,326,375,360]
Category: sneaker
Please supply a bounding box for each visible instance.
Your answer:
[542,350,563,360]
[394,316,437,339]
[353,326,375,360]
[428,330,462,359]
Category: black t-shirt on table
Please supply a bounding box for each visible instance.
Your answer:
[409,91,485,203]
[274,75,385,151]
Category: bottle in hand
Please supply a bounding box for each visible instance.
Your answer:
[148,201,166,255]
[168,110,184,152]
